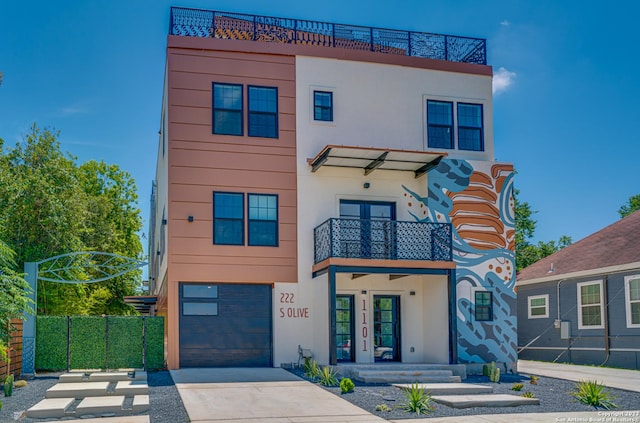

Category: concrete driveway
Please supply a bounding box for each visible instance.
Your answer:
[518,360,640,392]
[170,368,385,423]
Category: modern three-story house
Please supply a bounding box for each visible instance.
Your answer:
[148,7,517,371]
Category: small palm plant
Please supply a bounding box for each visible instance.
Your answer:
[402,383,434,414]
[318,366,339,387]
[303,358,322,381]
[571,380,617,410]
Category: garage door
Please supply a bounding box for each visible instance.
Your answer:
[179,283,272,367]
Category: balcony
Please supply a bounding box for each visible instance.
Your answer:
[169,7,486,65]
[314,218,452,264]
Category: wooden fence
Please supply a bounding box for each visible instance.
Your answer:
[0,319,23,377]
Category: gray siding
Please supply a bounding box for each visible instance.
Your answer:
[517,272,640,370]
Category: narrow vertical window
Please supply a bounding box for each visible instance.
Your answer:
[427,100,453,149]
[248,86,278,138]
[474,291,493,321]
[457,103,484,151]
[577,281,604,329]
[212,83,243,136]
[213,192,244,245]
[314,91,333,121]
[248,194,278,246]
[625,276,640,328]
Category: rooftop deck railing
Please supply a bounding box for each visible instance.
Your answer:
[170,7,486,65]
[314,218,453,264]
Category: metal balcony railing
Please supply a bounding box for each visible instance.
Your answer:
[169,7,486,65]
[314,218,452,264]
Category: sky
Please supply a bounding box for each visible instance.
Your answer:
[1,0,639,269]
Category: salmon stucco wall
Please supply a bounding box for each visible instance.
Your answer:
[404,158,517,366]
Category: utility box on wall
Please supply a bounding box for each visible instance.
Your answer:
[560,321,571,340]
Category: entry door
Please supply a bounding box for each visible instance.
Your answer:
[339,201,395,259]
[336,295,355,362]
[373,295,401,361]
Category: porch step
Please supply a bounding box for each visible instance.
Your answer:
[60,370,146,383]
[431,393,540,408]
[393,382,494,395]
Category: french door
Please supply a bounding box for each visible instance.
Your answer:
[336,295,355,362]
[373,295,401,361]
[339,200,395,259]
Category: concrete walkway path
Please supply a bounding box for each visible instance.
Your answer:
[170,368,385,423]
[518,359,640,392]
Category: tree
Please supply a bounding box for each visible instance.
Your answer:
[0,238,34,361]
[0,124,143,315]
[514,189,571,271]
[618,194,640,218]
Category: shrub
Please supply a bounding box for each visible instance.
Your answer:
[521,391,535,398]
[511,383,524,391]
[4,374,14,397]
[303,358,321,381]
[375,404,391,412]
[318,366,339,387]
[571,380,617,410]
[530,375,539,385]
[340,377,355,394]
[401,382,434,414]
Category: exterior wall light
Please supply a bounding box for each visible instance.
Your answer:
[188,215,194,222]
[363,182,370,189]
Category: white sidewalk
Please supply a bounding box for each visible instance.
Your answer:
[518,360,640,392]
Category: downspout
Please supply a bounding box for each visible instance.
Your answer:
[555,279,567,327]
[600,275,610,366]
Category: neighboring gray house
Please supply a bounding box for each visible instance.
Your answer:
[517,210,640,370]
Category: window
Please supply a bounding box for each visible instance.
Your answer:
[248,194,278,246]
[528,294,549,319]
[625,275,640,328]
[183,284,218,298]
[314,91,333,121]
[577,280,604,329]
[457,103,483,151]
[212,83,243,136]
[248,86,278,138]
[427,100,453,149]
[213,192,244,245]
[183,302,219,316]
[474,291,493,321]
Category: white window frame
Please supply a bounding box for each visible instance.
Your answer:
[527,294,549,319]
[624,275,640,328]
[577,280,604,329]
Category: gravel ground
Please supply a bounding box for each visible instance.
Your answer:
[0,371,188,423]
[289,369,640,420]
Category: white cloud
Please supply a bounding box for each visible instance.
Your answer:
[493,67,517,95]
[500,20,511,27]
[59,105,90,116]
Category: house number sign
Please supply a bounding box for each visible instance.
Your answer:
[279,292,309,318]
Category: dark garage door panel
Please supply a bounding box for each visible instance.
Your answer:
[179,283,272,367]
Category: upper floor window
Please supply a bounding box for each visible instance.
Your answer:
[474,291,493,321]
[213,192,244,245]
[314,91,333,122]
[427,100,453,149]
[577,280,604,329]
[248,194,278,246]
[248,86,278,138]
[457,103,484,151]
[212,83,243,136]
[625,275,640,328]
[527,294,549,319]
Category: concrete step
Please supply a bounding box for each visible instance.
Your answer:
[47,380,149,398]
[26,395,150,419]
[431,393,540,408]
[338,363,467,379]
[356,373,462,383]
[393,382,494,395]
[60,371,147,383]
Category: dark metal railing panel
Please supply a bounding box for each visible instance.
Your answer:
[169,7,486,65]
[314,218,452,264]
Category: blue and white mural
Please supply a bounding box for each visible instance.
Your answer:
[404,158,517,366]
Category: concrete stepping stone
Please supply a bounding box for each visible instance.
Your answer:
[132,395,150,413]
[115,380,149,396]
[26,397,75,418]
[75,395,125,417]
[89,372,137,382]
[46,381,109,398]
[393,382,494,395]
[60,373,89,383]
[63,417,150,422]
[432,393,540,408]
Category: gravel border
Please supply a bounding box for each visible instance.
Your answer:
[0,371,188,423]
[288,369,640,420]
